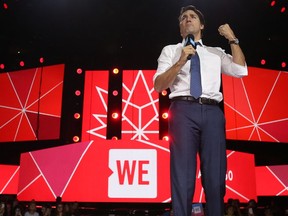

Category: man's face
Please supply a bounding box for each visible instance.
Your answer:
[179,10,204,38]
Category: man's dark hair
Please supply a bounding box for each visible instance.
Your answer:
[178,5,205,26]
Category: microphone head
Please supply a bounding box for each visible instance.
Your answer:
[185,34,196,49]
[186,34,194,41]
[185,34,195,60]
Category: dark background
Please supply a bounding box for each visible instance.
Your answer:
[1,0,288,70]
[0,0,288,165]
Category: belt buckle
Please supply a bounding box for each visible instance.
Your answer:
[198,97,203,104]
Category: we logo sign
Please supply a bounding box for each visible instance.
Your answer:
[108,149,157,198]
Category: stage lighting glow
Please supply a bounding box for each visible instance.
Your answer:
[112,112,119,119]
[76,68,83,74]
[39,57,44,63]
[3,3,8,9]
[75,90,81,96]
[19,61,25,67]
[162,112,168,119]
[162,136,169,141]
[112,90,118,96]
[113,68,119,74]
[161,90,168,96]
[260,59,266,65]
[269,0,287,13]
[0,64,4,70]
[281,62,286,68]
[74,113,81,119]
[112,136,118,140]
[73,136,80,142]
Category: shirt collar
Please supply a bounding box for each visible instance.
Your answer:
[181,38,203,47]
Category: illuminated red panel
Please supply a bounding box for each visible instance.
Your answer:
[223,67,288,143]
[256,165,288,196]
[17,142,91,201]
[17,140,255,203]
[17,140,170,202]
[0,64,64,142]
[122,70,159,140]
[193,151,257,203]
[0,165,19,195]
[81,70,109,141]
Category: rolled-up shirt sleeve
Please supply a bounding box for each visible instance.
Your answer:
[207,46,248,78]
[153,44,180,84]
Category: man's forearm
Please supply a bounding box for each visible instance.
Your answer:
[230,44,246,66]
[154,61,185,92]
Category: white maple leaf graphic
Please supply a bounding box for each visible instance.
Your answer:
[86,86,108,139]
[122,70,159,140]
[87,70,159,141]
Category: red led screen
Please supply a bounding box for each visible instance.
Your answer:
[81,70,109,141]
[194,151,257,203]
[82,68,288,144]
[223,67,288,143]
[0,64,65,142]
[256,165,288,196]
[122,70,159,140]
[16,69,258,203]
[0,164,19,195]
[17,141,256,203]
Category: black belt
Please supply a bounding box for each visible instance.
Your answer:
[171,96,219,105]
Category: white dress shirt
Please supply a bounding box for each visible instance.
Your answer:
[154,39,248,102]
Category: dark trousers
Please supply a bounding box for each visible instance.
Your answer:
[169,100,227,216]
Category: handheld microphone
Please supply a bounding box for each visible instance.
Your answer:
[185,34,196,60]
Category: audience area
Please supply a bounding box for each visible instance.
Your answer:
[1,195,288,216]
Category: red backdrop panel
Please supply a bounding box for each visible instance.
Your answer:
[223,67,288,143]
[17,141,256,203]
[256,165,288,196]
[0,165,19,195]
[17,140,170,202]
[0,64,64,142]
[14,67,288,202]
[81,70,109,141]
[193,151,256,203]
[122,70,159,141]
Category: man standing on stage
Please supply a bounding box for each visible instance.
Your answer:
[153,5,248,216]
